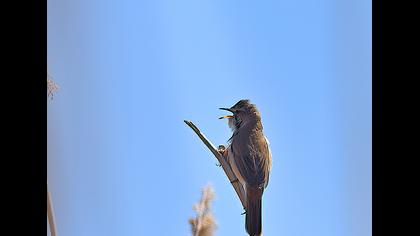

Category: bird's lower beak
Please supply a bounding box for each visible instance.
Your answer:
[219,107,234,119]
[219,115,234,119]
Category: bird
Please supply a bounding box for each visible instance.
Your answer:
[219,99,272,236]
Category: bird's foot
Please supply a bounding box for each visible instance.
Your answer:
[215,162,222,167]
[218,145,226,154]
[241,209,247,215]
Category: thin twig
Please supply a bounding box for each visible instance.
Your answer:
[47,184,58,236]
[184,120,247,209]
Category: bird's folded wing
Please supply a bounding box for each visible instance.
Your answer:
[231,132,270,187]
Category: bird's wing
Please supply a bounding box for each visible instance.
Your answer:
[230,130,271,188]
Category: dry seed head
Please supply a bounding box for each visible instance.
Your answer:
[189,185,217,236]
[47,74,59,99]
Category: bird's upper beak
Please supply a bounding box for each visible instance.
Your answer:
[219,107,233,112]
[219,107,234,119]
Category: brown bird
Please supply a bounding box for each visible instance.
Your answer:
[219,99,272,236]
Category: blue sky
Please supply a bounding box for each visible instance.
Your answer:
[47,0,371,235]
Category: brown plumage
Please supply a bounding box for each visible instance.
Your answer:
[220,99,272,236]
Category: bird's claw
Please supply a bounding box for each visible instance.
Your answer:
[218,145,226,154]
[230,178,239,184]
[215,162,222,167]
[241,209,247,215]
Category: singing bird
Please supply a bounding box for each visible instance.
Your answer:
[219,99,272,236]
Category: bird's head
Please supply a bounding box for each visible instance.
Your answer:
[219,99,261,131]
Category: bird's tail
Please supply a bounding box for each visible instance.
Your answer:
[245,187,262,236]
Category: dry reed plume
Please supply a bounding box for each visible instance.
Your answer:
[189,185,217,236]
[47,74,59,99]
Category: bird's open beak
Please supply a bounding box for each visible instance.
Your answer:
[219,107,234,119]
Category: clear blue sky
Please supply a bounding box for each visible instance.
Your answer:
[47,0,371,235]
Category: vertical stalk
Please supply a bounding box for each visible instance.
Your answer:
[47,184,57,236]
